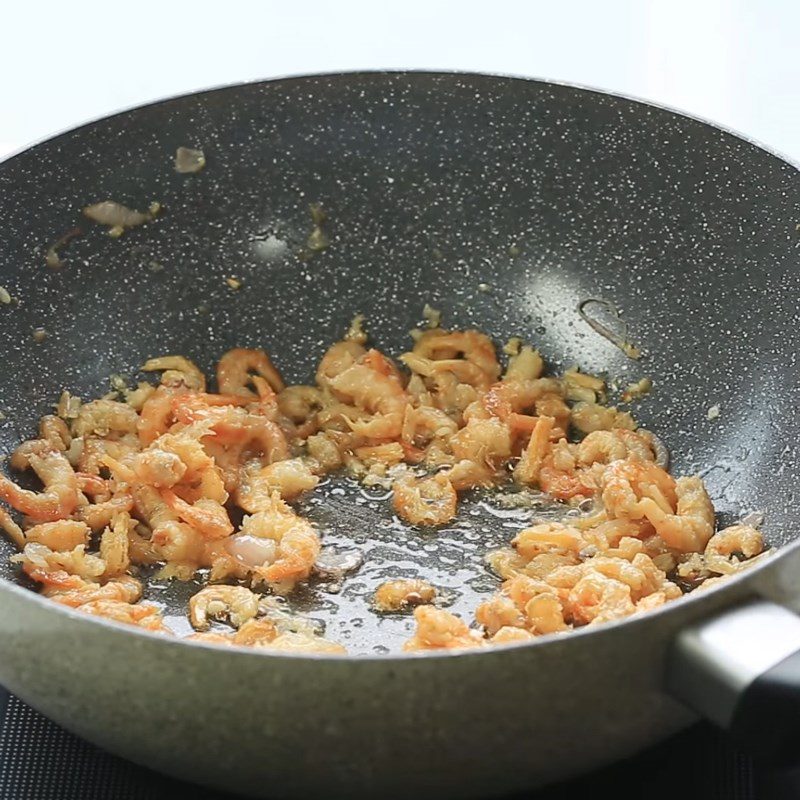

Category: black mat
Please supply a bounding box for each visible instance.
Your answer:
[0,686,793,799]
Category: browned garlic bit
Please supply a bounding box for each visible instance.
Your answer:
[373,578,437,612]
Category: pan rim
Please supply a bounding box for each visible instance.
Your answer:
[0,69,797,663]
[2,68,799,175]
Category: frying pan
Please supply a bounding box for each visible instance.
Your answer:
[0,71,799,799]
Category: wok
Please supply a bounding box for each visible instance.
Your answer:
[0,71,799,798]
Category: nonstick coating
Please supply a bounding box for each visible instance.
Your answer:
[0,72,799,653]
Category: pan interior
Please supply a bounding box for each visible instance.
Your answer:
[0,72,799,653]
[147,481,576,652]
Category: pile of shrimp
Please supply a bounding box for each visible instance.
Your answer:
[0,315,766,654]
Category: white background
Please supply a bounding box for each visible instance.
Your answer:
[1,0,799,161]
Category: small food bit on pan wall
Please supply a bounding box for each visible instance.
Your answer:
[343,313,367,345]
[0,311,766,653]
[304,203,330,254]
[0,286,11,305]
[83,200,161,238]
[44,227,82,269]
[578,298,641,359]
[421,303,442,329]
[174,146,206,174]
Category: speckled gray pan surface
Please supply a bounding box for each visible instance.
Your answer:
[0,72,799,797]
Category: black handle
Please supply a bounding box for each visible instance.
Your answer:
[729,649,800,765]
[667,599,800,766]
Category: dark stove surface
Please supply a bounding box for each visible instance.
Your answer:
[0,687,791,800]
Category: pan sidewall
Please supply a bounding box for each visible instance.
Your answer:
[0,572,769,799]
